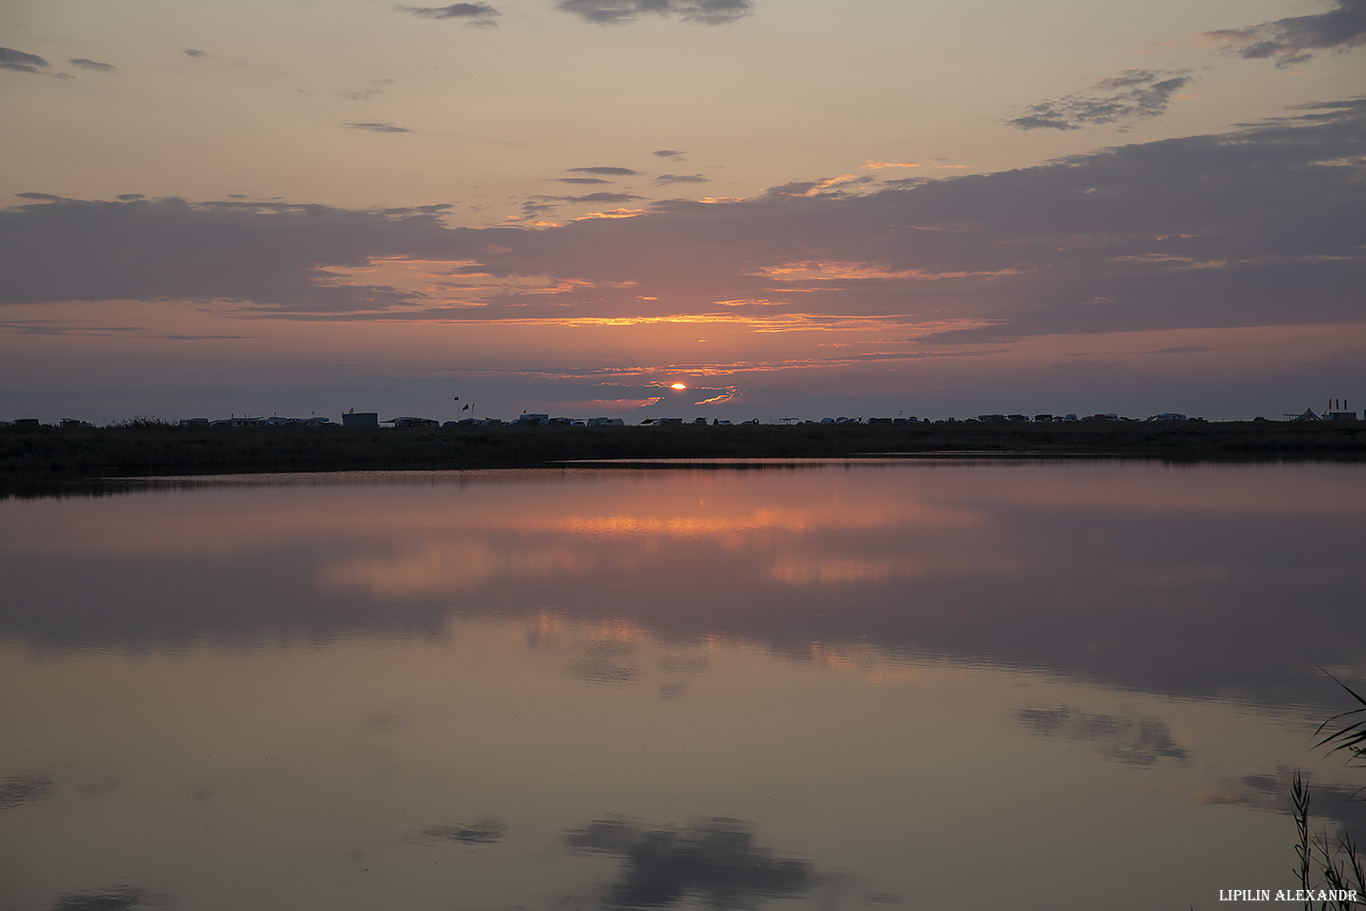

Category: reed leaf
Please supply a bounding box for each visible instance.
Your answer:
[1314,670,1366,764]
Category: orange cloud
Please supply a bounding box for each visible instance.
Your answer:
[693,386,740,405]
[752,260,1028,282]
[794,175,858,196]
[572,208,646,221]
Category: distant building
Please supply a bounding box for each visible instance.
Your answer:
[342,412,378,428]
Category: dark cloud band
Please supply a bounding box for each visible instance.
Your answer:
[1200,0,1366,68]
[0,46,51,74]
[557,0,753,26]
[345,122,412,133]
[1,101,1361,344]
[70,58,117,72]
[399,3,501,26]
[568,166,640,176]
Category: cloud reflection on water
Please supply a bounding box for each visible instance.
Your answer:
[0,771,54,812]
[409,816,507,846]
[48,885,168,911]
[563,815,815,909]
[1014,705,1191,766]
[1202,767,1366,836]
[0,462,1362,710]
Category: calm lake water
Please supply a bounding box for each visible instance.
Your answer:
[2,460,1364,911]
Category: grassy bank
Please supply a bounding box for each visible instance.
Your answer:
[2,420,1363,476]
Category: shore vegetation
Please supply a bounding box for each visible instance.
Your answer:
[1,420,1362,477]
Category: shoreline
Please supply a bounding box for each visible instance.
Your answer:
[2,421,1362,481]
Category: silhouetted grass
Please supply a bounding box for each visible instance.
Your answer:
[1291,771,1364,911]
[1317,674,1366,773]
[1195,676,1365,911]
[1284,672,1365,911]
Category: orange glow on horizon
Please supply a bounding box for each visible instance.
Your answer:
[670,382,687,390]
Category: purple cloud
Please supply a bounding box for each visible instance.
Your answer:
[1008,69,1194,131]
[558,0,752,26]
[1200,0,1366,68]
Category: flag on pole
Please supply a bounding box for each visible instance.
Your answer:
[462,403,470,411]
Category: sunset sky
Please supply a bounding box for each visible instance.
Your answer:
[2,0,1363,423]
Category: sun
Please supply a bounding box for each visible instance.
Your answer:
[670,382,687,390]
